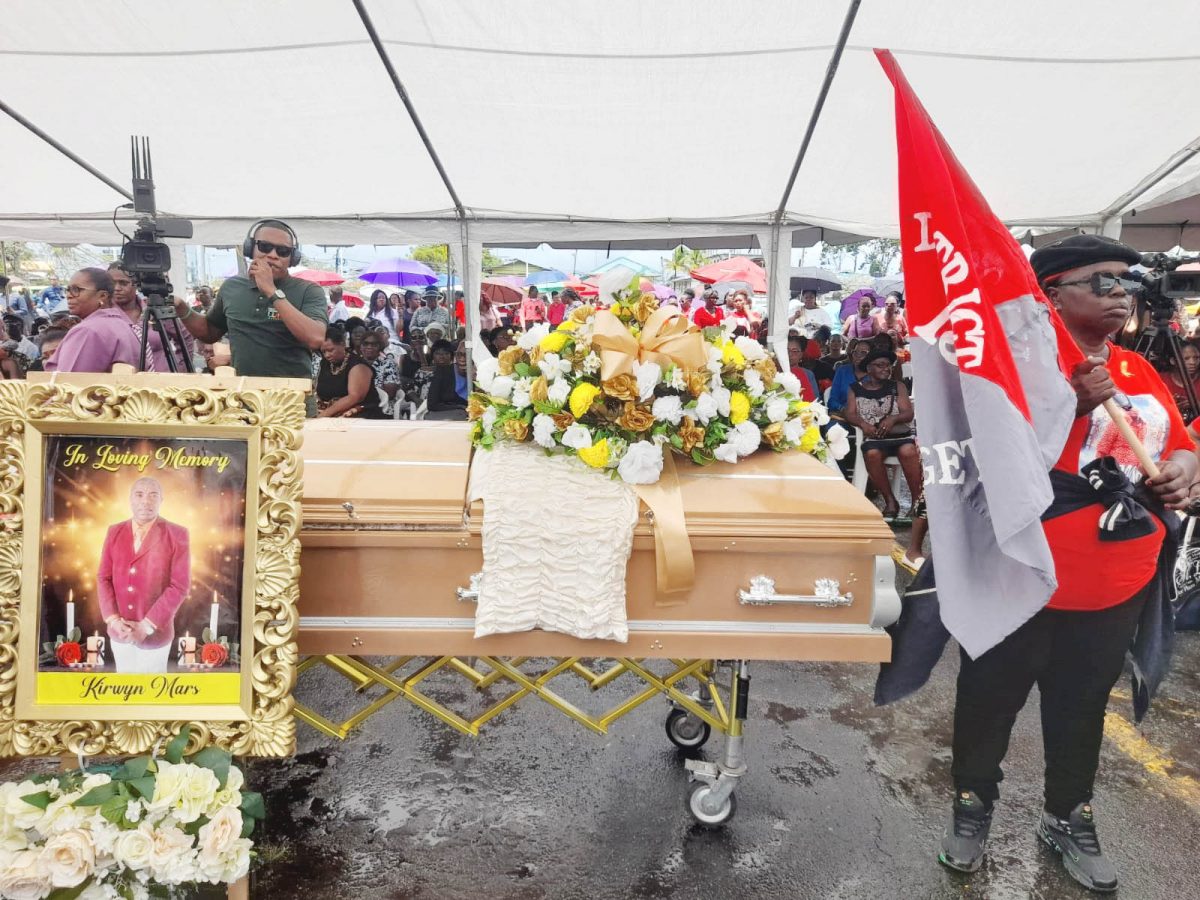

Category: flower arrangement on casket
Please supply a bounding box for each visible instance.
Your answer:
[469,290,850,483]
[0,727,264,900]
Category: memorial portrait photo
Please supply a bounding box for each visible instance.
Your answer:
[35,434,249,708]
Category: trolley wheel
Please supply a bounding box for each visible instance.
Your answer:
[687,780,737,827]
[665,708,712,749]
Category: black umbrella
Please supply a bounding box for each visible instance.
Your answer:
[790,266,842,294]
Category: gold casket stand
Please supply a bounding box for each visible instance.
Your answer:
[300,418,900,825]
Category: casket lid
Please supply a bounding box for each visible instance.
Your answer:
[302,420,471,528]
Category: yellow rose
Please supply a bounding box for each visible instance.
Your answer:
[685,369,710,398]
[722,342,746,368]
[466,394,488,420]
[729,391,751,425]
[497,346,523,375]
[617,402,656,432]
[569,382,601,419]
[678,416,706,453]
[503,418,530,442]
[569,304,595,324]
[762,422,784,448]
[634,292,659,325]
[529,376,549,406]
[552,411,575,431]
[539,331,570,354]
[602,373,638,402]
[754,356,778,384]
[800,425,821,452]
[577,438,610,468]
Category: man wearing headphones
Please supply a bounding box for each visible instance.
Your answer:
[174,220,326,379]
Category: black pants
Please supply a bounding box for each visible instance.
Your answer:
[951,582,1149,818]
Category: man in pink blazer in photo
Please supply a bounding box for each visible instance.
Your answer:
[97,476,191,673]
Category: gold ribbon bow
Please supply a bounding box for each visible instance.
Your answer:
[592,305,708,382]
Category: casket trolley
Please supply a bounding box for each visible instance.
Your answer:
[297,420,900,825]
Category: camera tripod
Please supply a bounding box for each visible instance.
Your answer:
[1133,305,1198,421]
[137,293,191,373]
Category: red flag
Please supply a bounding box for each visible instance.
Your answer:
[876,49,1080,657]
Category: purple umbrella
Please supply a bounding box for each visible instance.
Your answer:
[839,288,883,321]
[357,257,438,288]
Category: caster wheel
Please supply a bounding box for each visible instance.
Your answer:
[687,780,737,827]
[666,708,711,749]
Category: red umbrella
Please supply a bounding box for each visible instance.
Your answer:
[291,267,344,286]
[689,256,767,294]
[480,278,524,305]
[565,275,599,298]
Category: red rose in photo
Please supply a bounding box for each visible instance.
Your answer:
[56,641,82,667]
[201,642,229,667]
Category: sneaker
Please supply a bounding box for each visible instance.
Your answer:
[938,790,993,873]
[1037,803,1118,893]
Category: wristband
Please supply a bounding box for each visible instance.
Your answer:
[180,305,195,320]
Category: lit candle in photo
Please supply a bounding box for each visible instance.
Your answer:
[66,588,74,637]
[86,631,100,666]
[210,590,219,638]
[182,632,196,665]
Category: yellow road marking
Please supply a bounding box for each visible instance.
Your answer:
[1103,711,1200,809]
[1111,687,1200,720]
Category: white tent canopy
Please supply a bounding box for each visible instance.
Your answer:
[5,0,1200,250]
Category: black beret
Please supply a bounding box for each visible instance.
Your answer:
[1030,234,1142,283]
[865,348,896,366]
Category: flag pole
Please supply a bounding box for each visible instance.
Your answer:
[1100,398,1161,479]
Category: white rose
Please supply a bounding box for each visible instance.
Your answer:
[743,369,764,399]
[561,424,592,451]
[176,765,219,825]
[517,323,550,350]
[0,823,28,853]
[148,824,196,885]
[223,767,244,796]
[197,806,242,866]
[510,388,531,411]
[220,839,252,883]
[766,398,789,423]
[489,375,515,400]
[481,406,498,432]
[811,402,831,426]
[42,829,95,888]
[651,395,683,426]
[825,423,851,460]
[633,360,662,402]
[1,783,46,832]
[149,762,186,813]
[474,357,499,392]
[706,344,723,375]
[735,335,767,361]
[531,414,557,449]
[582,352,602,375]
[617,441,664,485]
[79,775,112,793]
[113,827,155,871]
[0,848,51,900]
[693,393,718,425]
[774,371,802,398]
[38,796,88,835]
[547,378,571,406]
[731,421,762,457]
[783,416,806,445]
[711,385,731,417]
[713,441,739,464]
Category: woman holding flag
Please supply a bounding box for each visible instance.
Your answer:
[940,235,1197,892]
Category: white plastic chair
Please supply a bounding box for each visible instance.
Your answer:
[851,426,905,499]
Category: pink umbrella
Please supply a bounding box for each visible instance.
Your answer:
[639,278,676,301]
[690,256,767,294]
[290,267,344,286]
[565,275,599,298]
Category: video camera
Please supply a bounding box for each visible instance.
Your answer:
[118,136,193,308]
[1129,252,1200,322]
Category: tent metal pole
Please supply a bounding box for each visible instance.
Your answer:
[0,98,133,202]
[351,0,465,219]
[772,0,861,223]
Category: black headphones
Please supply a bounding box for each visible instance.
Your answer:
[242,219,301,266]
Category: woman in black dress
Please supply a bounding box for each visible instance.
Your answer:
[315,323,386,419]
[842,348,922,520]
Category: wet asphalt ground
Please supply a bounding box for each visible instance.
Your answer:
[6,523,1200,899]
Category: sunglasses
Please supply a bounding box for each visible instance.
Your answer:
[65,285,95,296]
[1052,272,1139,297]
[254,239,294,258]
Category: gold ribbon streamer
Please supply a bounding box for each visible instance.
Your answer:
[633,450,695,606]
[592,306,709,382]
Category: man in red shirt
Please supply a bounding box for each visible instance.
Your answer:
[941,235,1197,892]
[691,289,724,329]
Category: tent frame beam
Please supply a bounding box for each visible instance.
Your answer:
[351,0,466,219]
[0,98,133,203]
[772,0,862,223]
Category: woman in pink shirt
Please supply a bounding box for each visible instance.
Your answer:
[519,286,546,330]
[46,268,140,373]
[842,295,881,339]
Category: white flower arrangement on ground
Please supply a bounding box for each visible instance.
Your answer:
[0,727,264,900]
[470,287,847,484]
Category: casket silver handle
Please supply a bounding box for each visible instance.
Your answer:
[737,575,852,608]
[457,572,482,603]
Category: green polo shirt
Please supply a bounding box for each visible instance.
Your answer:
[208,275,327,378]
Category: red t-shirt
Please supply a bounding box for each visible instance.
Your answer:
[1045,344,1192,611]
[692,306,724,328]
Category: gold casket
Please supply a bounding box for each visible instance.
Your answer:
[297,419,900,662]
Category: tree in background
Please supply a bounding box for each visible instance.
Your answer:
[411,243,502,275]
[0,241,34,276]
[665,244,711,278]
[820,238,900,276]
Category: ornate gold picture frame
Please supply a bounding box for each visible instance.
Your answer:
[0,373,306,757]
